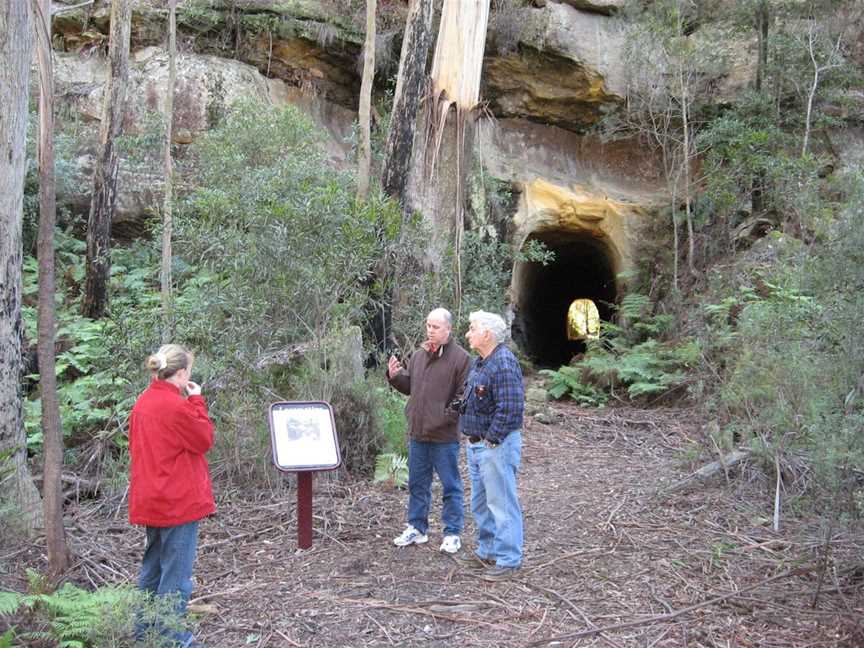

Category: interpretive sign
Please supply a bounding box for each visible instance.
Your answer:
[268,401,342,549]
[269,401,341,472]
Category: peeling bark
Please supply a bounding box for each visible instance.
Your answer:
[409,0,490,310]
[82,0,131,320]
[161,0,177,341]
[381,0,433,205]
[356,0,376,201]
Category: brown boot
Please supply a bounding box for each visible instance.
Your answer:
[451,552,494,569]
[480,565,520,581]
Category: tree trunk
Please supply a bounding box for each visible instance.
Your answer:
[675,8,695,277]
[34,0,69,576]
[681,80,695,276]
[751,0,768,216]
[381,0,433,205]
[802,24,821,158]
[365,0,433,360]
[356,0,376,201]
[0,0,43,536]
[755,0,768,93]
[82,0,131,320]
[408,0,490,311]
[161,0,177,341]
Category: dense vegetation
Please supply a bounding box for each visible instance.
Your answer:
[7,0,862,522]
[542,0,864,519]
[2,0,863,643]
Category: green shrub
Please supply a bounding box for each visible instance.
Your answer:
[374,383,408,457]
[22,100,418,481]
[21,232,139,457]
[707,173,864,515]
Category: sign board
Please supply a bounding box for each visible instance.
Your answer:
[268,401,341,472]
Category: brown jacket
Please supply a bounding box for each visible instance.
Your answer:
[388,340,471,443]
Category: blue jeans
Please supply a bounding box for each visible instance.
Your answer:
[136,521,199,646]
[466,431,523,568]
[407,439,464,536]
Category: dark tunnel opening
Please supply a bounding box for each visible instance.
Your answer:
[511,231,619,368]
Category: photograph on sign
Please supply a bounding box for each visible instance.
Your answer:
[269,401,341,471]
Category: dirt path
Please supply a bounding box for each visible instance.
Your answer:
[4,403,862,646]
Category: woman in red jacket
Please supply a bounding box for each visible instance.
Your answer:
[130,344,214,648]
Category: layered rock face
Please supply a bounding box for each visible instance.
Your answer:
[48,0,667,362]
[483,1,627,131]
[50,0,648,217]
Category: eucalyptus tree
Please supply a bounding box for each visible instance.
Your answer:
[381,0,434,206]
[33,0,69,574]
[614,0,727,286]
[357,0,376,201]
[162,0,177,340]
[82,0,131,320]
[410,0,491,310]
[0,0,43,535]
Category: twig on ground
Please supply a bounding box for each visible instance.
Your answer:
[529,565,814,646]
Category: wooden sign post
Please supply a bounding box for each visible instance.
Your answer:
[268,401,342,550]
[297,471,313,549]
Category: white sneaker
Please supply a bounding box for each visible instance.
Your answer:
[439,535,461,554]
[393,525,428,547]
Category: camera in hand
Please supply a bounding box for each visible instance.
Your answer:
[448,397,467,414]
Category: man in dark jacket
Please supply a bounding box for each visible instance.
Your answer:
[387,308,471,553]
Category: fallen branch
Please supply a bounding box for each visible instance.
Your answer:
[319,595,502,627]
[198,522,286,551]
[52,0,94,15]
[529,565,813,646]
[661,449,750,495]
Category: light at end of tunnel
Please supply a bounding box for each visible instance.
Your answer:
[567,298,601,341]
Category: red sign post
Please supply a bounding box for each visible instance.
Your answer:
[297,471,313,549]
[268,401,342,550]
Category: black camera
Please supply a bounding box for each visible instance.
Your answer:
[448,397,467,414]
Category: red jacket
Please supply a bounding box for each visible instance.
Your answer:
[129,380,215,527]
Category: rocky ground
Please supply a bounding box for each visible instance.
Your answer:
[3,401,863,647]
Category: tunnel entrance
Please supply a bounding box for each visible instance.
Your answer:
[511,230,619,368]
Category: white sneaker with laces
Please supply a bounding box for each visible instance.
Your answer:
[393,525,428,547]
[439,535,461,554]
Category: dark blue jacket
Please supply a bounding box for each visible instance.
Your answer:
[458,344,524,444]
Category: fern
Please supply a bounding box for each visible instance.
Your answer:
[0,591,27,617]
[541,294,698,405]
[373,453,409,487]
[0,581,135,648]
[539,368,608,406]
[0,628,15,648]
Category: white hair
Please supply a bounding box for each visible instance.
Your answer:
[469,311,508,344]
[427,307,453,328]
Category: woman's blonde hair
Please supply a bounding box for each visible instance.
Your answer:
[146,344,193,380]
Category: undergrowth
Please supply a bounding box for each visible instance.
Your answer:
[0,569,166,648]
[541,293,699,406]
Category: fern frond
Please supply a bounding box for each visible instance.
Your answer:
[0,628,15,648]
[374,453,408,487]
[0,591,29,617]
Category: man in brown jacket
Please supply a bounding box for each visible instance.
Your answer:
[387,308,471,553]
